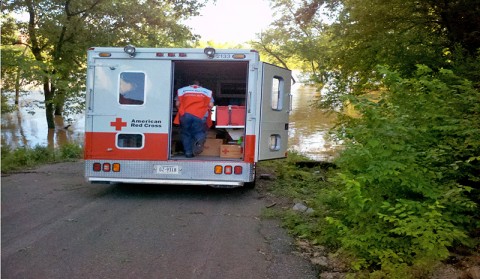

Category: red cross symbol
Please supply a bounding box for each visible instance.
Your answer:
[110,117,127,131]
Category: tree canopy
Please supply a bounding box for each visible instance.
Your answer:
[2,0,210,127]
[253,0,480,276]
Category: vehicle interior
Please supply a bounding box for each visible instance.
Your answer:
[170,60,249,159]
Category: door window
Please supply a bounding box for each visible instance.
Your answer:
[117,133,144,149]
[269,134,282,151]
[119,72,145,105]
[271,76,284,110]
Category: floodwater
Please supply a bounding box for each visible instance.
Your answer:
[1,85,338,161]
[1,90,85,149]
[288,84,339,161]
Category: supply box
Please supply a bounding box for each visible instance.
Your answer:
[199,139,224,157]
[216,106,246,126]
[220,144,243,159]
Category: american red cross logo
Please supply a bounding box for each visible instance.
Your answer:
[110,117,127,131]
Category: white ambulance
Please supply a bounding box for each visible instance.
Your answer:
[84,46,291,188]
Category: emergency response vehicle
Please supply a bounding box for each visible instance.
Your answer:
[84,46,291,187]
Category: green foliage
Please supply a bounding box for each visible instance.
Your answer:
[324,66,479,275]
[260,0,480,277]
[59,143,83,159]
[261,65,479,277]
[259,152,340,245]
[250,0,335,82]
[1,14,35,112]
[3,0,211,126]
[1,143,83,173]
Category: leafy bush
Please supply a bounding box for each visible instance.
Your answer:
[1,143,83,172]
[262,66,479,278]
[323,65,479,276]
[60,143,83,159]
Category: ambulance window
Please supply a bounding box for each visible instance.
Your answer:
[117,134,144,148]
[271,76,284,110]
[119,72,145,105]
[269,134,282,151]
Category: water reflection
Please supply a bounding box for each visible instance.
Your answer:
[288,84,339,161]
[1,91,84,149]
[1,86,337,161]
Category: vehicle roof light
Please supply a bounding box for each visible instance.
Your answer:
[232,54,246,59]
[99,52,111,57]
[124,45,136,57]
[156,53,164,57]
[168,53,175,57]
[204,47,215,59]
[179,53,187,57]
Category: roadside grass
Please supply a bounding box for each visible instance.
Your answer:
[1,143,83,173]
[258,151,339,246]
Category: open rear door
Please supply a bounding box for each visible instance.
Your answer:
[257,63,291,161]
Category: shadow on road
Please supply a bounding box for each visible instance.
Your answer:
[96,183,255,201]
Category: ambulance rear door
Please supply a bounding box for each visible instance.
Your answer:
[85,55,172,161]
[256,62,291,161]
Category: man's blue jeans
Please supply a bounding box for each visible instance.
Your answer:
[179,113,207,156]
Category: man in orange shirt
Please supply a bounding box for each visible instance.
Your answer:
[174,81,214,158]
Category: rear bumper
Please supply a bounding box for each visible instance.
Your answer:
[85,159,254,188]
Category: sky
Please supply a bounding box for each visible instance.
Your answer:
[13,0,275,44]
[184,0,275,44]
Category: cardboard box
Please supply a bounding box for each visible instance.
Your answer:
[216,106,245,126]
[198,138,223,156]
[206,129,217,139]
[220,144,243,159]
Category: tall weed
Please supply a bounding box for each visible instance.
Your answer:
[1,143,82,172]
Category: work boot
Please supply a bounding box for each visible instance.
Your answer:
[193,138,206,155]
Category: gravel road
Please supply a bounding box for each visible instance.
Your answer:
[1,161,317,279]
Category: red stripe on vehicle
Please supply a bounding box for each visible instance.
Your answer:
[244,135,256,163]
[84,132,169,160]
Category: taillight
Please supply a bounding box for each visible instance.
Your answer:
[112,163,121,172]
[214,165,223,174]
[93,163,101,172]
[93,162,121,172]
[103,163,111,172]
[214,165,243,175]
[234,166,243,174]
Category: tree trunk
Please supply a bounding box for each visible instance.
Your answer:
[27,0,55,129]
[44,80,55,129]
[54,90,65,116]
[15,74,20,106]
[15,46,29,106]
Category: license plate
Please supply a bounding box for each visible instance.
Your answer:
[154,165,180,174]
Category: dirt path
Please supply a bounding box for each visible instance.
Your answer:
[1,161,317,279]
